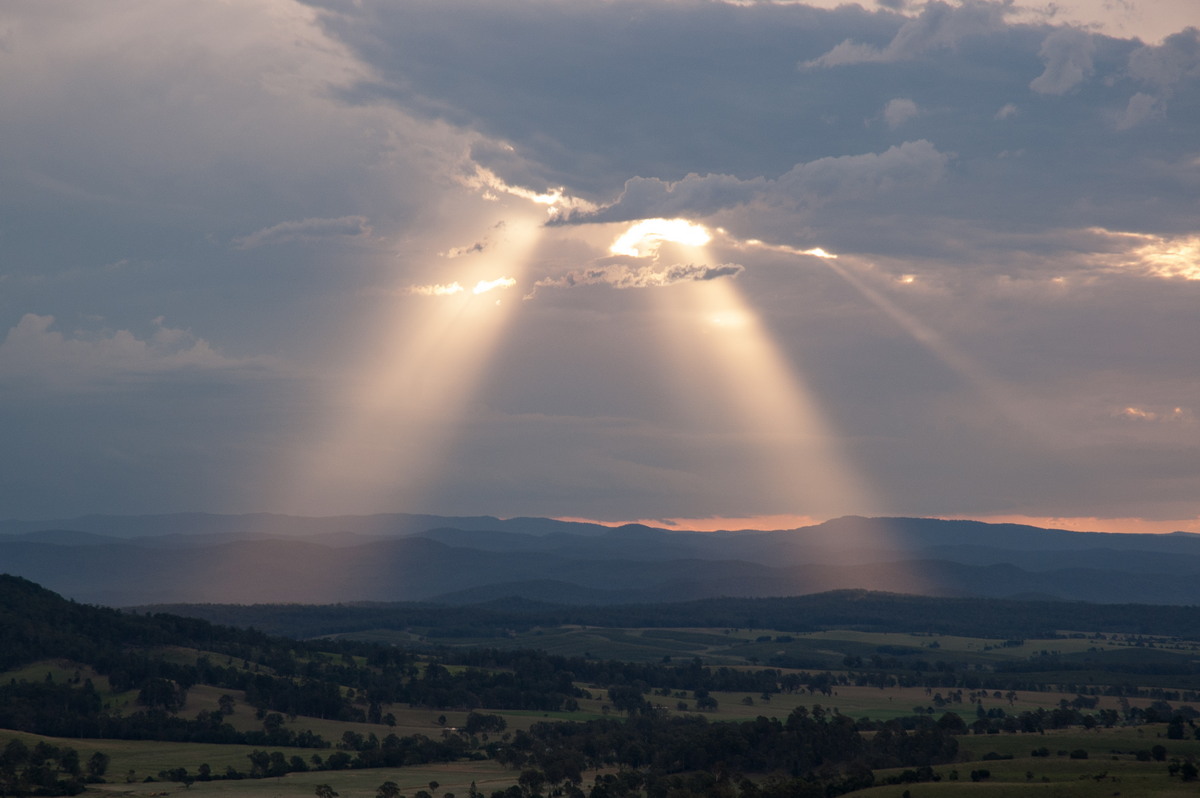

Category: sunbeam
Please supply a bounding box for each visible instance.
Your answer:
[730,236,1051,440]
[630,225,878,521]
[271,213,544,516]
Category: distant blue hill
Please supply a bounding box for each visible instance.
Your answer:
[1,513,1199,606]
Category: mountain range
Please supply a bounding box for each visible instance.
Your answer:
[1,513,1198,607]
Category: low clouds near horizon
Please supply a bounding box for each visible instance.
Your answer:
[2,0,1199,530]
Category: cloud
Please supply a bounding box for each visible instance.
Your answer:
[555,140,949,225]
[1115,91,1165,129]
[442,241,487,258]
[1117,405,1190,423]
[441,220,511,258]
[0,314,267,391]
[609,219,713,258]
[1029,28,1094,95]
[233,215,373,249]
[1121,28,1200,123]
[407,282,466,296]
[994,102,1018,119]
[1128,27,1200,90]
[802,0,1011,67]
[406,276,517,297]
[882,97,919,128]
[530,262,744,294]
[472,276,517,294]
[7,0,1200,523]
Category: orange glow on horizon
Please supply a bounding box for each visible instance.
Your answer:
[554,513,827,532]
[943,514,1200,535]
[555,513,1200,535]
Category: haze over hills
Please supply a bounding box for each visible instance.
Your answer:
[2,513,1199,607]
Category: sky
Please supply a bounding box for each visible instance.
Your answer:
[1,0,1198,533]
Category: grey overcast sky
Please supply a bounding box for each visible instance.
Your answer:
[2,0,1198,532]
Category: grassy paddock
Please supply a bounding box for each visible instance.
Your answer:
[852,724,1200,797]
[86,760,522,798]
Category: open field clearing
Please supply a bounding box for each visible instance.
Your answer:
[330,625,1200,677]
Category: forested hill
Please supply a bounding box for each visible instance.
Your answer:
[0,574,284,671]
[141,589,1200,642]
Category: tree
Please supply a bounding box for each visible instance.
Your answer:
[377,781,401,798]
[138,678,186,712]
[86,751,110,781]
[315,785,339,798]
[518,769,545,798]
[464,712,507,735]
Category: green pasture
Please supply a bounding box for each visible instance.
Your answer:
[343,624,1200,675]
[851,724,1200,797]
[0,729,526,798]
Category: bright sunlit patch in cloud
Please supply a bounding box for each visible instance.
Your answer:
[406,276,516,297]
[408,282,465,296]
[736,237,837,261]
[1091,228,1200,280]
[1118,405,1189,422]
[802,247,837,259]
[461,164,597,216]
[472,276,517,294]
[610,218,712,258]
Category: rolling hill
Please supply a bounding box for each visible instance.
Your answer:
[1,513,1197,606]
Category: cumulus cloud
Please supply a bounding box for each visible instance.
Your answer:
[803,0,1011,67]
[555,140,949,225]
[882,98,919,128]
[0,314,265,390]
[1121,28,1200,123]
[1128,28,1200,90]
[1115,91,1166,129]
[530,262,744,294]
[1029,28,1095,95]
[233,215,373,249]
